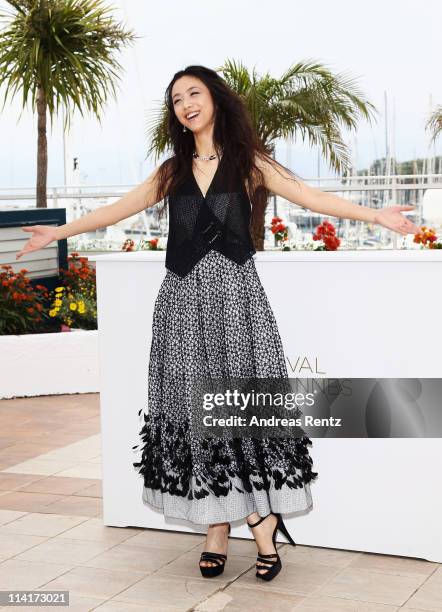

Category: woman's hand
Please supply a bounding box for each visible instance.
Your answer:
[374,205,420,236]
[16,225,58,260]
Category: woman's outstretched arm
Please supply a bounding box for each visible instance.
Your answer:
[16,166,162,259]
[257,156,420,236]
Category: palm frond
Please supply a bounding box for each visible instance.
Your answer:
[426,105,442,143]
[0,0,136,123]
[144,57,376,174]
[145,102,171,161]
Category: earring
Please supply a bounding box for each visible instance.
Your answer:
[183,125,187,132]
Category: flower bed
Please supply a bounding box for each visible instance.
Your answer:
[269,216,341,251]
[0,255,99,398]
[1,253,97,336]
[47,253,97,330]
[0,265,52,335]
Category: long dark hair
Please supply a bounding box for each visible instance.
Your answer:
[152,65,298,243]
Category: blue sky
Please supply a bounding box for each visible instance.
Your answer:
[0,0,440,188]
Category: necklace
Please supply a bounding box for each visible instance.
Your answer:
[192,150,219,161]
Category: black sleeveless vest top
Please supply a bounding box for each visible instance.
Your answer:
[165,154,256,278]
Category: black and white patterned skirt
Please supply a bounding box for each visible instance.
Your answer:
[132,250,318,525]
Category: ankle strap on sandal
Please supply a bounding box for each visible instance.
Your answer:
[247,513,271,529]
[257,554,279,564]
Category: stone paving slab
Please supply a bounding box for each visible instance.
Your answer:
[0,393,440,611]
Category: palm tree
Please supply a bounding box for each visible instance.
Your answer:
[426,105,442,143]
[147,59,377,249]
[0,0,136,208]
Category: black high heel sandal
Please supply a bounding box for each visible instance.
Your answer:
[199,523,231,578]
[247,512,296,581]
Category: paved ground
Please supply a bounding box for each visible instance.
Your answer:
[0,393,440,611]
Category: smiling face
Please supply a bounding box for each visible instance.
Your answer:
[171,75,216,134]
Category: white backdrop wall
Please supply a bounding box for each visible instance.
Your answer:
[89,250,442,563]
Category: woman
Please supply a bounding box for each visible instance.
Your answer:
[16,65,418,583]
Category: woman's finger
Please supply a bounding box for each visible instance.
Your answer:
[16,243,34,259]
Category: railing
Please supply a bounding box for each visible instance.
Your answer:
[0,184,167,252]
[1,175,441,251]
[305,174,442,211]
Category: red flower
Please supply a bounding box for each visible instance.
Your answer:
[122,239,135,252]
[323,235,340,251]
[322,220,335,233]
[313,220,340,250]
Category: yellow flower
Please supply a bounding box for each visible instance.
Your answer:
[55,299,62,307]
[69,302,77,311]
[55,286,64,292]
[78,305,85,314]
[49,309,57,317]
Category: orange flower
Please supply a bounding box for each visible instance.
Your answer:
[414,225,438,247]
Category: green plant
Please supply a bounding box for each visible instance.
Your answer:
[0,0,135,207]
[0,264,52,334]
[312,220,341,250]
[48,253,97,329]
[269,216,291,250]
[426,105,442,143]
[121,238,163,251]
[413,226,439,248]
